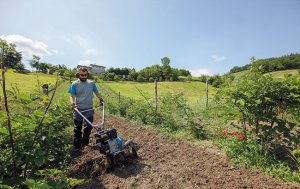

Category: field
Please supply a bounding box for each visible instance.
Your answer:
[268,69,300,78]
[1,71,299,188]
[0,69,58,95]
[1,71,215,108]
[101,81,216,108]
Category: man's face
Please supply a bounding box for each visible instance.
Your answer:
[79,71,88,82]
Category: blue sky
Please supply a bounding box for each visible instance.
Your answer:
[1,0,300,76]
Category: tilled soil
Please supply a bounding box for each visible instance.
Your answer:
[68,115,300,189]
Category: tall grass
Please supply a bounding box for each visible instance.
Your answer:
[98,82,207,139]
[0,71,58,99]
[102,80,216,110]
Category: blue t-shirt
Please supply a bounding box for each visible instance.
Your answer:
[68,79,98,109]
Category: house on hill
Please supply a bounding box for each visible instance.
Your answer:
[77,64,106,76]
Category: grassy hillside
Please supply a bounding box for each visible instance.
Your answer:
[0,70,60,100]
[0,70,58,94]
[101,81,216,108]
[0,71,216,108]
[268,69,300,79]
[230,69,300,79]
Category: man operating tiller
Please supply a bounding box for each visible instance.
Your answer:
[68,67,104,151]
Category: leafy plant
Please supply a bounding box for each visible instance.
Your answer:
[0,77,74,187]
[291,149,300,170]
[215,67,300,184]
[217,67,300,148]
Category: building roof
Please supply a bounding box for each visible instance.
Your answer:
[77,64,105,68]
[90,64,105,68]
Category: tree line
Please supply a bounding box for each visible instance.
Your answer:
[229,54,300,74]
[0,40,190,82]
[99,57,191,82]
[3,38,299,88]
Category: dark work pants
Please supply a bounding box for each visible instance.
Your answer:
[73,116,93,148]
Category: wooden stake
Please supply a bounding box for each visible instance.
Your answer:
[205,79,208,109]
[154,80,158,112]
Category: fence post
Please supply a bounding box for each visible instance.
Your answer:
[118,91,121,104]
[154,80,158,112]
[205,79,208,109]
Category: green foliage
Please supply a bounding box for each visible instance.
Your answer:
[29,55,55,74]
[217,131,270,167]
[0,39,24,71]
[230,53,300,74]
[159,93,189,131]
[208,75,223,88]
[126,100,155,125]
[198,75,209,83]
[100,84,206,138]
[264,163,300,183]
[102,81,216,109]
[217,67,300,148]
[161,57,170,67]
[0,81,74,187]
[23,169,84,189]
[291,149,300,168]
[100,57,190,82]
[214,67,300,185]
[216,131,300,184]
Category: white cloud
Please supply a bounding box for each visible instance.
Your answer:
[0,34,51,59]
[84,48,98,56]
[78,60,93,66]
[212,55,226,62]
[72,34,98,56]
[73,34,88,48]
[52,49,65,55]
[189,69,213,77]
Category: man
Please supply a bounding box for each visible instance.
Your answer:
[68,67,103,151]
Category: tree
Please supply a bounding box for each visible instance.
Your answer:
[229,66,242,73]
[30,55,41,71]
[208,75,223,88]
[54,64,68,76]
[161,57,171,80]
[38,62,50,74]
[198,75,209,83]
[250,56,257,64]
[161,56,170,67]
[0,39,24,71]
[178,69,191,77]
[128,68,138,81]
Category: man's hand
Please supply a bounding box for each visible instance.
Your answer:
[71,103,78,109]
[99,97,104,106]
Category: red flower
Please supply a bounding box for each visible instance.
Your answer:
[221,130,227,136]
[237,133,244,140]
[231,131,238,135]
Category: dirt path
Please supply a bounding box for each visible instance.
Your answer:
[68,115,300,189]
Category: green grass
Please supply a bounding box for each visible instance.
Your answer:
[0,71,217,109]
[52,80,72,102]
[231,70,249,78]
[230,69,300,79]
[0,70,58,95]
[101,81,216,108]
[268,69,300,79]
